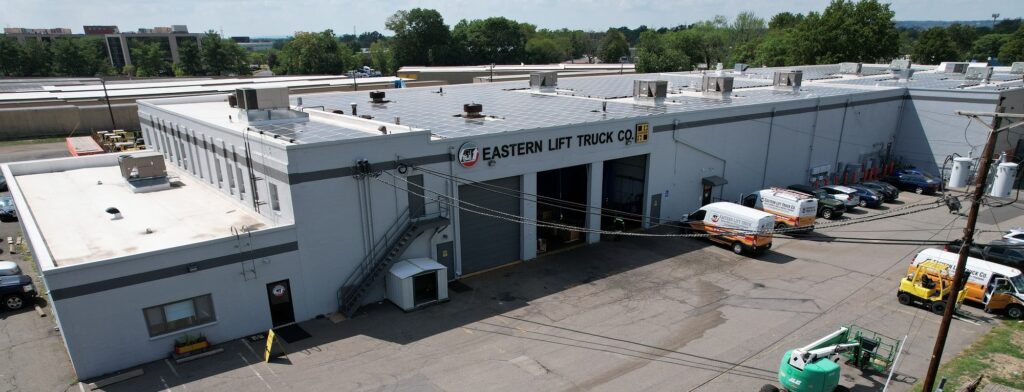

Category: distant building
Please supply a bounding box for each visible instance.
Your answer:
[230,36,251,43]
[84,25,119,35]
[102,25,204,69]
[238,41,273,51]
[2,27,77,43]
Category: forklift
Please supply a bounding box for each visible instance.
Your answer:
[897,260,967,315]
[760,326,898,392]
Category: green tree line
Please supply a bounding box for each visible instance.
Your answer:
[904,18,1024,65]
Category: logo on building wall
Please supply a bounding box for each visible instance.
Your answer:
[271,284,287,297]
[635,122,650,144]
[458,142,480,167]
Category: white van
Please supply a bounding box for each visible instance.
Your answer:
[909,248,1024,309]
[682,202,775,255]
[741,188,818,231]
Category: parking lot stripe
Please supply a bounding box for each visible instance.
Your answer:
[163,359,180,378]
[242,338,279,377]
[237,352,272,390]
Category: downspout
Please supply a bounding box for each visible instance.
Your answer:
[833,98,851,174]
[761,108,776,188]
[805,98,821,181]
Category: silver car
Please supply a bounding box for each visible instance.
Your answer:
[822,185,861,209]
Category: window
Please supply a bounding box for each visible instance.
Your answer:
[269,183,281,211]
[226,163,236,192]
[237,166,246,197]
[143,294,215,337]
[214,158,223,184]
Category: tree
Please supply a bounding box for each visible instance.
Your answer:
[18,39,51,77]
[754,31,794,66]
[730,11,766,47]
[176,39,204,76]
[452,17,532,64]
[911,27,959,64]
[525,37,565,64]
[0,37,19,76]
[945,23,978,59]
[275,30,358,75]
[130,41,170,77]
[633,31,687,72]
[810,0,899,63]
[386,8,452,66]
[200,32,250,76]
[1000,25,1024,62]
[769,12,804,30]
[567,30,596,61]
[50,37,107,76]
[369,41,396,74]
[597,28,629,63]
[968,34,1008,61]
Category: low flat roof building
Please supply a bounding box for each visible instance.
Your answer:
[4,62,1023,380]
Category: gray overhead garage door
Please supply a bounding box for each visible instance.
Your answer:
[459,176,522,275]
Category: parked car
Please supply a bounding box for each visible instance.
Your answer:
[946,239,1024,270]
[859,181,899,201]
[847,184,884,208]
[1003,228,1024,244]
[0,196,16,222]
[786,184,846,219]
[0,273,36,311]
[0,261,21,276]
[0,173,7,192]
[882,171,940,194]
[821,185,862,209]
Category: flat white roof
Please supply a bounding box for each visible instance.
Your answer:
[15,165,271,266]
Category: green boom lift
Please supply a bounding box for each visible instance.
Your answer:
[760,325,898,392]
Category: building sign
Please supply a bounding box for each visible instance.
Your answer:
[635,122,649,144]
[458,142,480,168]
[271,284,287,297]
[462,124,649,167]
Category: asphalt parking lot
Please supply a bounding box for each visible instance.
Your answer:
[16,191,993,392]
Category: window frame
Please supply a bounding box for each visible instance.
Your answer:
[142,294,216,338]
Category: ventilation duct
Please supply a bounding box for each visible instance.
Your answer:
[773,70,803,91]
[633,80,668,103]
[838,62,862,75]
[529,71,558,92]
[701,75,733,98]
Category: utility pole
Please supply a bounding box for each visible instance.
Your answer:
[921,106,1024,392]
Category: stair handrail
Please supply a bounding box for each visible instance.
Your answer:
[337,205,412,308]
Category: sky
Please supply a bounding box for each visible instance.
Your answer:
[2,0,1023,37]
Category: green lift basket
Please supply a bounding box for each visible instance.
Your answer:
[840,324,898,373]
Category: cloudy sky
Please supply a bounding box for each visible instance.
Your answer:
[3,0,1022,37]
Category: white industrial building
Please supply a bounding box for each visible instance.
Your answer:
[3,61,1024,380]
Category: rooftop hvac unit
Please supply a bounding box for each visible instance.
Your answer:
[773,70,803,91]
[701,75,733,97]
[529,71,558,92]
[386,258,449,312]
[118,151,170,193]
[170,25,188,33]
[965,66,993,81]
[889,59,912,70]
[937,62,970,73]
[234,87,290,110]
[633,80,667,103]
[1011,62,1024,75]
[839,62,862,75]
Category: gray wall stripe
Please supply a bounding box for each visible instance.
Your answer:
[49,241,300,301]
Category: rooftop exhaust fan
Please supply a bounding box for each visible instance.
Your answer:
[965,66,994,82]
[838,62,862,75]
[370,91,388,104]
[773,70,803,91]
[633,80,667,104]
[1011,62,1024,75]
[701,75,734,98]
[463,103,484,119]
[529,71,558,93]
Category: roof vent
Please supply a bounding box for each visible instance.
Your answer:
[1011,62,1024,75]
[529,71,558,92]
[105,207,123,220]
[773,70,803,91]
[633,80,668,104]
[889,59,912,71]
[701,75,734,98]
[734,63,749,74]
[965,66,993,82]
[838,62,862,75]
[228,94,238,108]
[463,103,484,118]
[370,91,388,104]
[118,151,171,193]
[937,62,970,73]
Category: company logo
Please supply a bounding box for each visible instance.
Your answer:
[635,122,649,144]
[272,284,287,297]
[458,142,480,168]
[710,214,720,223]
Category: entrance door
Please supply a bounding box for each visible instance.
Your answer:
[649,194,661,225]
[266,280,295,327]
[413,272,439,306]
[436,241,455,281]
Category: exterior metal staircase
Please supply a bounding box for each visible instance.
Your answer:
[337,206,448,318]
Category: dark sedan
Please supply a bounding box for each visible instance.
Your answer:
[882,172,941,194]
[847,184,884,208]
[859,181,899,201]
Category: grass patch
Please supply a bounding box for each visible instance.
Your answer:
[0,136,67,146]
[911,320,1024,391]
